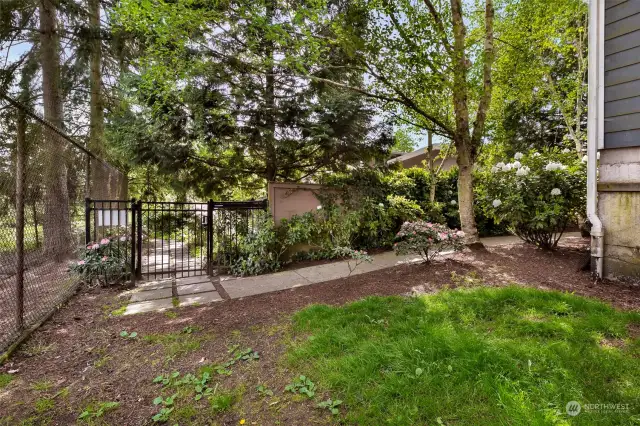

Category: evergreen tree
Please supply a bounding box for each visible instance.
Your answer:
[112,0,392,198]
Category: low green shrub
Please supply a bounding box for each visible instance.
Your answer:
[476,148,586,248]
[229,213,283,276]
[231,205,370,276]
[322,166,507,238]
[280,204,359,252]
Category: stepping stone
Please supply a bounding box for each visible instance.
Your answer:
[176,282,216,296]
[175,275,211,286]
[178,291,223,306]
[124,298,174,315]
[130,287,172,302]
[137,279,173,290]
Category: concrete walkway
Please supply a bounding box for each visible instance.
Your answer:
[220,250,425,299]
[123,275,223,315]
[121,232,583,313]
[219,232,582,299]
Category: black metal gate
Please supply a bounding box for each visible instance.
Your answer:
[85,199,267,281]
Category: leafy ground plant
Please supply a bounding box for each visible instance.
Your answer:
[78,401,120,421]
[256,384,274,397]
[284,375,316,398]
[288,286,640,425]
[119,330,137,339]
[200,346,260,376]
[317,398,342,415]
[152,393,177,422]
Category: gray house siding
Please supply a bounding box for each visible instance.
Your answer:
[604,0,640,148]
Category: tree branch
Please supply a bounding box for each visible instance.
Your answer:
[471,0,495,146]
[423,0,453,55]
[362,63,455,137]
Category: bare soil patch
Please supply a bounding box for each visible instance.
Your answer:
[1,237,638,425]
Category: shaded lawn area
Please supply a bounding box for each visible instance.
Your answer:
[289,287,640,425]
[1,240,639,425]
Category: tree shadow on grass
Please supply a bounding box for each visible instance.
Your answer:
[287,286,640,425]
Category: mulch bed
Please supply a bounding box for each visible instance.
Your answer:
[1,237,639,425]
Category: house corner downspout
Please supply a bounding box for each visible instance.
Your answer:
[587,0,604,278]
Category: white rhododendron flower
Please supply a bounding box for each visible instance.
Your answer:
[514,152,524,160]
[516,166,530,176]
[491,166,499,173]
[496,162,505,169]
[562,148,571,153]
[378,203,384,207]
[551,188,562,196]
[532,152,541,157]
[513,161,521,169]
[503,163,513,171]
[450,200,457,205]
[492,199,502,208]
[316,205,322,210]
[545,162,565,171]
[582,155,588,163]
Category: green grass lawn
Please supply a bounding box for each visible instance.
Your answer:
[288,286,640,425]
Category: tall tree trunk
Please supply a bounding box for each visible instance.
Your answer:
[263,0,277,184]
[448,0,495,246]
[449,0,480,244]
[15,103,26,330]
[456,141,479,243]
[87,0,104,198]
[39,0,72,260]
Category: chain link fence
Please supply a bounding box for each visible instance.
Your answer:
[0,95,127,354]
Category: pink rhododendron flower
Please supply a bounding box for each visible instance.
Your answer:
[102,256,108,262]
[91,244,100,250]
[100,238,110,245]
[77,260,85,266]
[120,236,127,242]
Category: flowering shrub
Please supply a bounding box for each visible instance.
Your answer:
[393,221,465,262]
[69,237,130,286]
[476,148,586,249]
